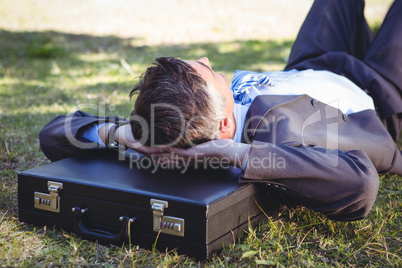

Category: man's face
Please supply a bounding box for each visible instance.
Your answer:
[185,57,234,116]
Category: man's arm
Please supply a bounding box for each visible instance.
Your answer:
[243,141,379,221]
[39,110,166,161]
[150,140,379,221]
[39,110,125,161]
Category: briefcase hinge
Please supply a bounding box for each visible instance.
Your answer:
[150,199,184,237]
[34,181,63,213]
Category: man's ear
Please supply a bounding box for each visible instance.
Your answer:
[219,116,232,139]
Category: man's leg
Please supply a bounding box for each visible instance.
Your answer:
[364,0,402,95]
[363,0,402,141]
[285,0,372,70]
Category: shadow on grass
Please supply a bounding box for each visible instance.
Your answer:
[0,29,293,125]
[0,29,292,73]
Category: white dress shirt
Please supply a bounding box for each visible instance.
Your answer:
[232,69,375,143]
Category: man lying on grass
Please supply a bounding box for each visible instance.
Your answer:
[40,0,402,221]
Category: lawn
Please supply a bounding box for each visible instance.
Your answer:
[1,0,401,266]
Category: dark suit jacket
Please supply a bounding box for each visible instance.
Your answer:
[39,95,402,221]
[236,94,401,221]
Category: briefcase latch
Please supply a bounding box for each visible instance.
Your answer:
[34,181,63,213]
[150,199,184,237]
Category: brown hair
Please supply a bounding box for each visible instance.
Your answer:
[129,57,224,148]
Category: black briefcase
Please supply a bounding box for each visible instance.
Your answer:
[18,151,272,259]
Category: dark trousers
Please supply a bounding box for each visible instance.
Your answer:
[285,0,402,141]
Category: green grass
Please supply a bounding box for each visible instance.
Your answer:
[1,27,401,266]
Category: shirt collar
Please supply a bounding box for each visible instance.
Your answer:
[232,103,251,143]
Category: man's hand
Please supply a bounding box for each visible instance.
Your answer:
[100,124,251,169]
[149,139,251,169]
[99,123,164,156]
[116,124,168,155]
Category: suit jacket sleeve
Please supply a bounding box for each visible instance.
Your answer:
[39,110,126,161]
[241,141,379,221]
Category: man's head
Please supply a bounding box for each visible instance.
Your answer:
[129,57,235,148]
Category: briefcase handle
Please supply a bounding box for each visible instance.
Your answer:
[72,206,135,245]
